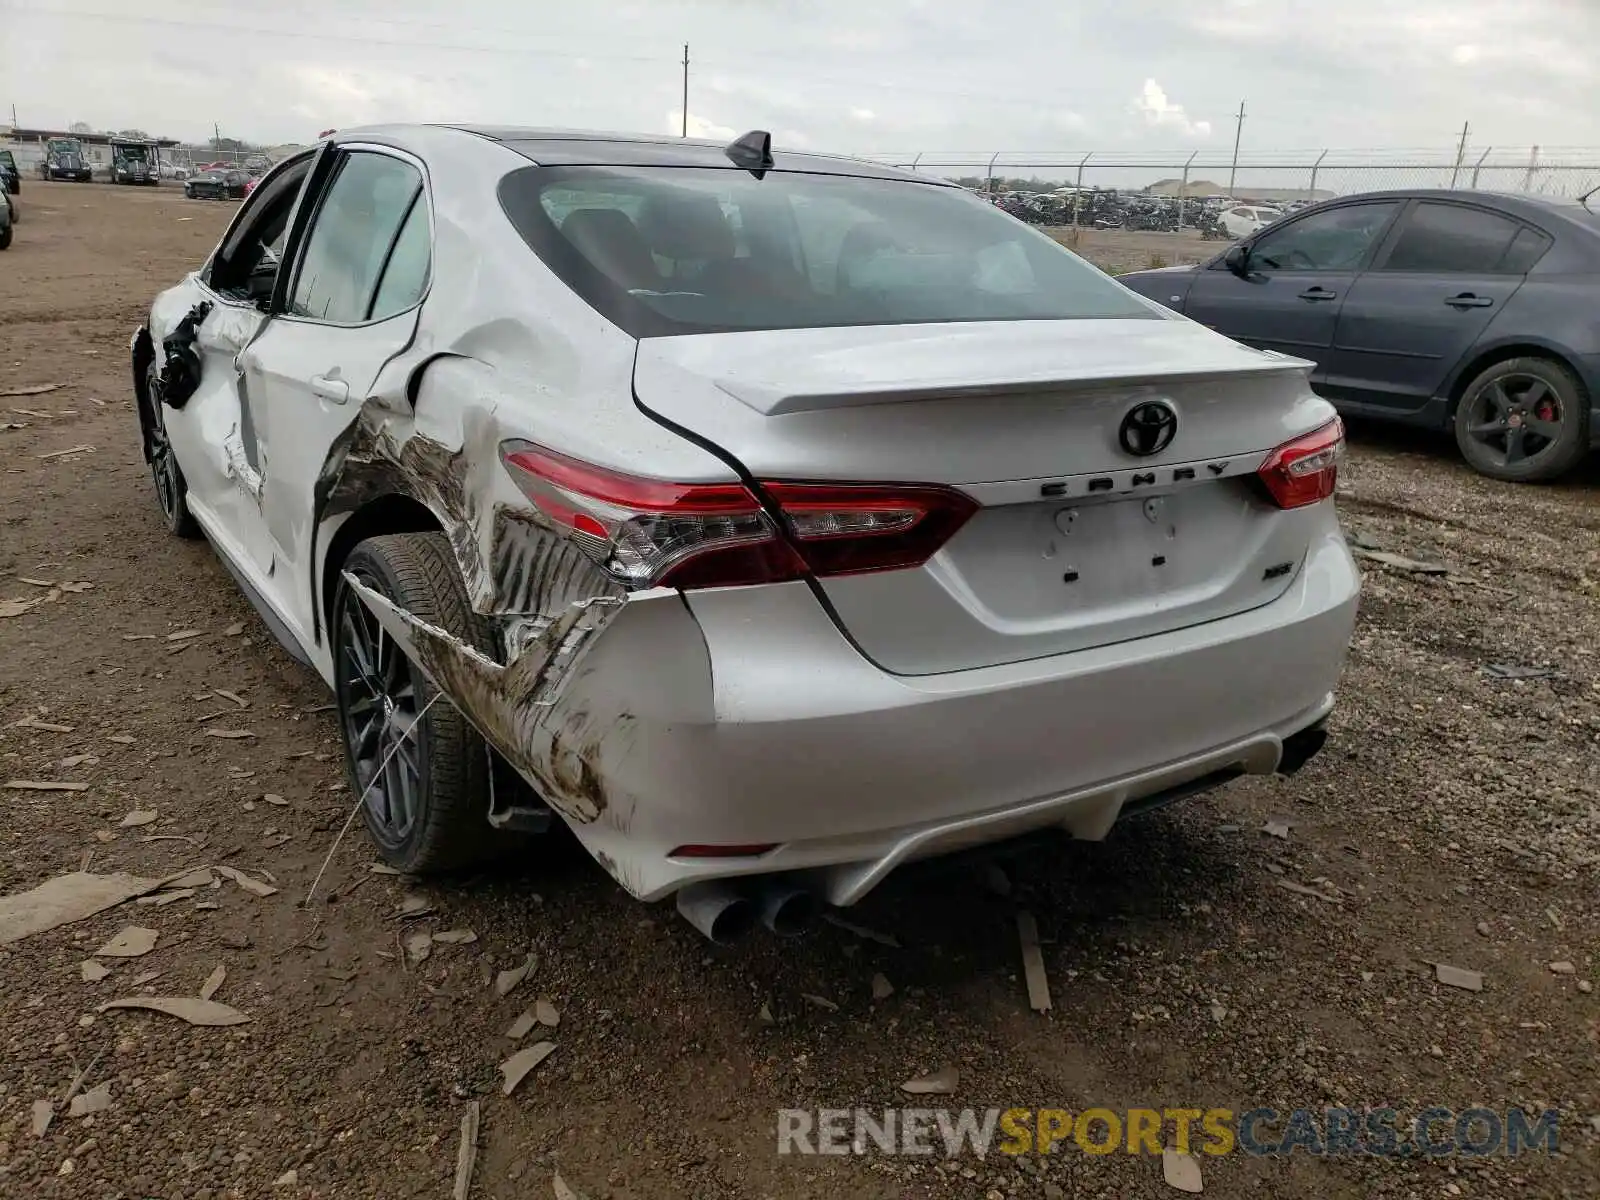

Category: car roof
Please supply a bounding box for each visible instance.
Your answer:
[334,123,944,184]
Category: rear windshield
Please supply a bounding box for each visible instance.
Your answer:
[498,165,1156,336]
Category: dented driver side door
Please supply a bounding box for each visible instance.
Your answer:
[239,145,431,640]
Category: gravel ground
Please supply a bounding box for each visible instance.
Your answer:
[0,185,1597,1200]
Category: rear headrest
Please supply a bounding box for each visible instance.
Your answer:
[560,208,659,289]
[638,191,735,262]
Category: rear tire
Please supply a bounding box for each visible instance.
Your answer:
[1454,357,1590,483]
[333,532,507,873]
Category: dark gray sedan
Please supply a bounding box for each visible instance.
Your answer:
[1120,190,1600,481]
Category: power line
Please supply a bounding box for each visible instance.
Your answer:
[0,4,673,65]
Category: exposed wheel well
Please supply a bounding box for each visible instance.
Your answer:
[318,494,442,641]
[1447,344,1589,416]
[132,327,155,461]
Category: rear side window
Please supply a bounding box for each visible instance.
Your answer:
[1380,202,1525,273]
[1500,225,1553,274]
[369,195,432,319]
[290,152,421,323]
[499,165,1156,336]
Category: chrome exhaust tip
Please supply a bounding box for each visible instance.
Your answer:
[757,882,819,938]
[675,881,756,944]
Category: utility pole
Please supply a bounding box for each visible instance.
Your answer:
[1449,121,1470,188]
[214,122,221,156]
[1226,100,1246,198]
[9,104,16,132]
[681,44,689,138]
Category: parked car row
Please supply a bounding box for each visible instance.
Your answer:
[1120,189,1600,481]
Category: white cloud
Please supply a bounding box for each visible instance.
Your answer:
[1133,79,1211,138]
[667,112,736,141]
[1450,44,1481,64]
[850,108,876,122]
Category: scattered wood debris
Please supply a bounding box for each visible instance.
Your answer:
[1261,820,1293,840]
[495,952,536,996]
[136,888,196,907]
[0,596,45,618]
[166,629,203,642]
[204,729,257,740]
[505,1009,539,1041]
[14,715,74,732]
[262,793,289,807]
[369,863,402,876]
[397,894,434,919]
[223,621,246,636]
[2,383,63,397]
[0,872,160,946]
[452,1100,481,1200]
[901,1066,958,1095]
[32,1098,54,1137]
[199,965,227,1001]
[1017,911,1052,1013]
[553,1173,590,1200]
[535,996,560,1027]
[499,1041,556,1096]
[433,929,478,945]
[1353,547,1453,576]
[98,996,249,1026]
[215,866,277,897]
[1162,1147,1204,1193]
[404,932,433,966]
[119,809,158,828]
[1436,963,1485,992]
[801,993,839,1012]
[1276,879,1343,905]
[214,689,248,708]
[80,960,109,982]
[870,973,894,1001]
[67,1083,112,1118]
[96,927,158,958]
[6,779,89,792]
[1482,663,1562,681]
[38,444,95,459]
[107,734,135,745]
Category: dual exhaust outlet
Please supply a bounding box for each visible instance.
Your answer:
[675,877,820,943]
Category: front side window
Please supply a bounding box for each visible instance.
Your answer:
[1380,202,1526,273]
[499,165,1156,336]
[1250,201,1399,272]
[290,152,421,323]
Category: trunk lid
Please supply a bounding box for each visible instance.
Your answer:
[634,318,1335,675]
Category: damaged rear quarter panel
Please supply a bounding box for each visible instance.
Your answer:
[297,127,739,862]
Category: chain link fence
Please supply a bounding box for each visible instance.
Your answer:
[858,147,1600,275]
[867,147,1600,204]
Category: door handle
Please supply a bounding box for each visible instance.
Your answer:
[1297,287,1338,301]
[1445,293,1494,309]
[309,374,349,404]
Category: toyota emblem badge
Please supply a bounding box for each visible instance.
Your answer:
[1118,400,1179,457]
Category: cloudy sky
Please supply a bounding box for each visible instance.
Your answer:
[3,0,1594,161]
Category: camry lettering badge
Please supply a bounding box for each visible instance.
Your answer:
[1118,400,1179,457]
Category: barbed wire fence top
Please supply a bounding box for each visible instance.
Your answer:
[861,147,1600,202]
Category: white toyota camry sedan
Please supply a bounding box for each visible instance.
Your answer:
[131,125,1359,940]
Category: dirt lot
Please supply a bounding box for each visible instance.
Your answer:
[1,185,1597,1200]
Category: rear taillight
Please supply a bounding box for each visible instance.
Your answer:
[500,442,976,590]
[1256,418,1343,509]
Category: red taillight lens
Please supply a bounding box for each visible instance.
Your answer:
[1256,418,1343,509]
[500,442,977,590]
[767,482,978,576]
